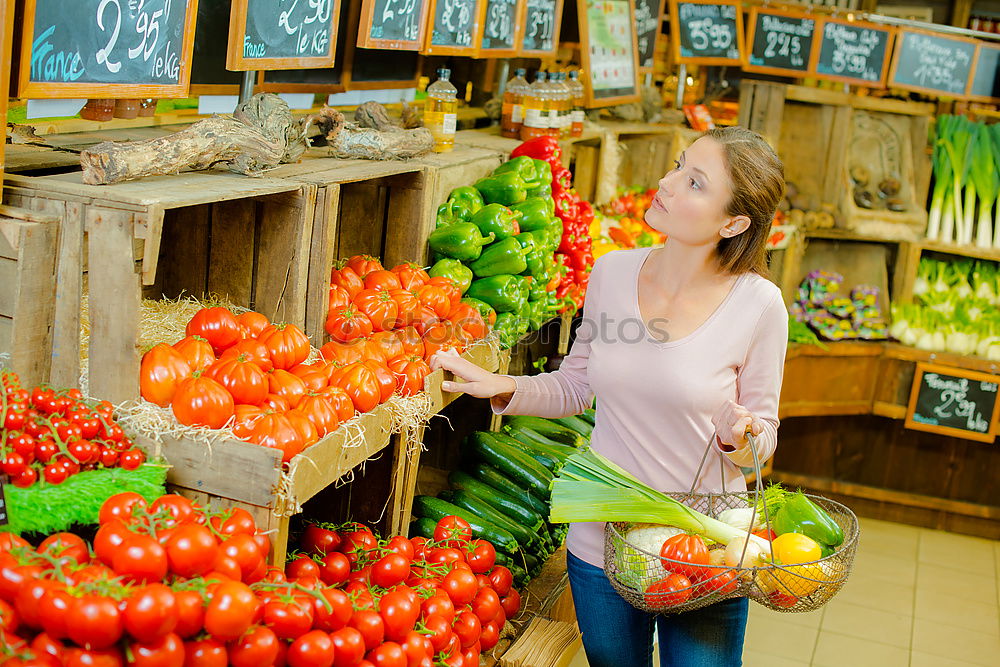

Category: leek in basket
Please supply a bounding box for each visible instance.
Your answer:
[548,449,770,550]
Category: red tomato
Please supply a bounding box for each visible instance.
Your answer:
[330,627,366,667]
[112,533,168,584]
[286,630,335,667]
[644,573,693,610]
[365,642,406,667]
[204,582,259,641]
[329,363,381,413]
[441,569,478,607]
[206,355,269,406]
[172,335,217,373]
[140,344,193,407]
[38,532,89,566]
[694,569,739,599]
[301,523,341,556]
[263,596,315,640]
[295,395,340,439]
[354,289,399,332]
[247,413,306,463]
[123,583,177,642]
[64,647,124,667]
[499,588,521,618]
[128,632,185,667]
[659,534,710,581]
[348,609,385,652]
[312,587,352,633]
[433,516,471,548]
[479,620,500,651]
[171,374,234,430]
[465,540,496,574]
[165,524,218,578]
[317,552,351,587]
[173,589,206,639]
[326,306,374,344]
[389,263,430,290]
[182,637,227,667]
[186,307,242,354]
[451,610,481,649]
[421,615,452,653]
[267,369,308,409]
[378,590,419,643]
[227,626,280,667]
[384,536,414,560]
[346,255,384,278]
[386,355,431,397]
[236,311,271,338]
[258,324,311,371]
[471,587,501,625]
[362,269,402,292]
[210,508,257,536]
[420,594,455,625]
[285,554,321,580]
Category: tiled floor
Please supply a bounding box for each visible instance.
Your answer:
[568,517,1000,666]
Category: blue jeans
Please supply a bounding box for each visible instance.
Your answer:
[566,550,748,667]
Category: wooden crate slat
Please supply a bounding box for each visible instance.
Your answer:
[304,185,340,343]
[0,257,15,314]
[254,186,316,327]
[382,171,430,269]
[267,154,423,183]
[207,199,256,307]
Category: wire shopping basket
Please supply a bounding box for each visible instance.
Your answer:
[603,434,860,614]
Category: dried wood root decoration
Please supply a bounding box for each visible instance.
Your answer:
[80,94,309,185]
[306,102,433,161]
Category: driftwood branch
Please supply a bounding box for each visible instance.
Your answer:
[305,103,433,160]
[79,94,309,185]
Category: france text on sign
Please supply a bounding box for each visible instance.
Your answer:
[670,0,742,66]
[520,0,561,55]
[634,0,662,70]
[905,363,1000,443]
[578,0,640,107]
[889,29,976,98]
[358,0,428,50]
[424,0,482,55]
[19,0,198,98]
[744,7,816,77]
[227,0,340,70]
[812,17,894,87]
[480,0,520,55]
[968,41,1000,103]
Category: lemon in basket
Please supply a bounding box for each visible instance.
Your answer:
[759,533,827,597]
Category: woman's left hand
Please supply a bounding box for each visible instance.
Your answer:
[712,400,763,450]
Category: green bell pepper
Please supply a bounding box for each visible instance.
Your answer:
[446,186,484,220]
[512,232,536,254]
[543,219,564,251]
[461,297,497,325]
[475,172,528,207]
[428,222,496,262]
[511,198,556,232]
[467,275,527,313]
[469,237,529,277]
[527,299,545,331]
[493,156,538,182]
[517,276,533,303]
[471,204,521,241]
[532,159,552,185]
[527,273,548,301]
[428,258,473,294]
[544,292,561,318]
[773,491,845,548]
[494,312,520,349]
[525,249,548,279]
[525,182,552,200]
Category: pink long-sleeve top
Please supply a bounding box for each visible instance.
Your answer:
[492,247,789,569]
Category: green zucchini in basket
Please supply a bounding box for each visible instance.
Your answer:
[411,495,519,553]
[447,470,546,530]
[468,463,550,516]
[503,416,586,447]
[467,431,553,498]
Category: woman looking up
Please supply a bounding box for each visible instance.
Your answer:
[432,126,788,667]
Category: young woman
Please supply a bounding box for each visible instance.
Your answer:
[431,126,788,667]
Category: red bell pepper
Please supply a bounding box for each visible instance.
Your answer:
[551,166,574,191]
[511,136,563,170]
[553,189,578,222]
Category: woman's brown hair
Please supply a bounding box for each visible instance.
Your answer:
[705,126,785,275]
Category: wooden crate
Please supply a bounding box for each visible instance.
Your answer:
[3,169,316,403]
[739,83,933,241]
[0,208,60,386]
[780,342,884,418]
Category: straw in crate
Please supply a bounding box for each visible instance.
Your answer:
[551,436,859,614]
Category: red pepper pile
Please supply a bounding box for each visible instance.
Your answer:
[511,137,596,315]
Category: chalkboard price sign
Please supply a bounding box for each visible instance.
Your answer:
[744,7,816,77]
[479,0,521,56]
[634,0,663,70]
[578,0,640,107]
[813,17,894,87]
[889,29,977,98]
[358,0,429,50]
[520,0,562,55]
[18,0,199,98]
[906,363,1000,443]
[669,0,742,66]
[227,0,341,70]
[968,42,1000,103]
[424,0,483,55]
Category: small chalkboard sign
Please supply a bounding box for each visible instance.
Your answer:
[634,0,664,70]
[478,0,522,57]
[190,0,244,94]
[423,0,484,56]
[578,0,640,107]
[905,363,1000,443]
[743,7,817,77]
[812,17,894,88]
[18,0,199,98]
[889,28,977,98]
[968,41,1000,103]
[520,0,562,56]
[669,0,743,66]
[358,0,430,50]
[227,0,341,71]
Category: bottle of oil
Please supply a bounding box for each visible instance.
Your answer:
[567,70,586,137]
[501,68,529,139]
[552,72,572,138]
[425,68,458,153]
[520,71,550,141]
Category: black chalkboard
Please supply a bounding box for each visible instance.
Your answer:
[969,42,1000,102]
[670,0,741,65]
[191,0,243,90]
[745,8,816,75]
[425,0,481,54]
[889,29,976,98]
[813,18,893,87]
[235,0,338,66]
[480,0,519,53]
[521,0,560,54]
[906,363,999,443]
[634,0,660,69]
[364,0,428,46]
[19,0,198,97]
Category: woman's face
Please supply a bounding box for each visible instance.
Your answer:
[644,136,748,246]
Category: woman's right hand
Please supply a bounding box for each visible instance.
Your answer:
[429,349,517,400]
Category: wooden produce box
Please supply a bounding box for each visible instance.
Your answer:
[3,169,316,404]
[780,342,884,418]
[739,82,933,241]
[0,208,60,386]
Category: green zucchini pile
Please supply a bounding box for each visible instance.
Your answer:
[410,411,595,585]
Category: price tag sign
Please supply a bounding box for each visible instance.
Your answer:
[18,0,199,98]
[423,0,484,56]
[669,0,742,66]
[519,0,562,56]
[743,7,817,77]
[358,0,430,50]
[578,0,641,107]
[905,363,1000,443]
[479,0,522,57]
[634,0,664,70]
[968,41,1000,103]
[889,28,977,98]
[227,0,341,71]
[812,17,894,87]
